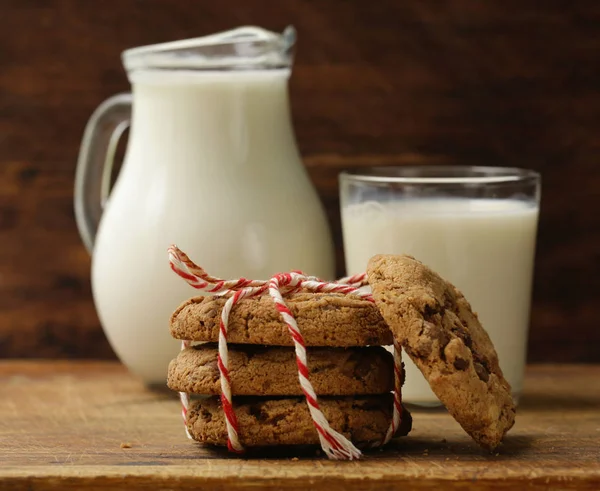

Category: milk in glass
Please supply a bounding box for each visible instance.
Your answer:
[342,198,539,405]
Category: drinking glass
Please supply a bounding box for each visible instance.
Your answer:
[340,166,541,406]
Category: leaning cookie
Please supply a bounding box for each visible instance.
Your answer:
[171,292,393,347]
[187,395,412,447]
[168,344,394,396]
[367,254,516,450]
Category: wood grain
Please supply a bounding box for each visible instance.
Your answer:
[1,1,599,360]
[1,362,599,490]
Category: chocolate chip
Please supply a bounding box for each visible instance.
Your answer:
[248,404,264,421]
[199,407,213,423]
[452,323,473,349]
[463,333,473,349]
[243,345,269,360]
[474,362,490,382]
[248,403,288,425]
[423,303,439,321]
[453,358,469,370]
[416,322,450,359]
[266,413,287,425]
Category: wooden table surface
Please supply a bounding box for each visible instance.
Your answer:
[1,362,599,490]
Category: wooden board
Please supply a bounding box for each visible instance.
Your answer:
[1,362,599,490]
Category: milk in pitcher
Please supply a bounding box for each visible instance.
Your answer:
[79,27,335,384]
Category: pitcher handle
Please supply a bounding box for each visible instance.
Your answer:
[74,93,132,253]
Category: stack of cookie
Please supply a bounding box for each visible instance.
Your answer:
[167,292,412,449]
[166,246,516,456]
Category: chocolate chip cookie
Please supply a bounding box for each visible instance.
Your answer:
[171,293,393,346]
[168,344,394,396]
[187,395,412,447]
[367,254,516,450]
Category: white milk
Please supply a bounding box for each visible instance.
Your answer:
[91,70,334,383]
[342,199,538,405]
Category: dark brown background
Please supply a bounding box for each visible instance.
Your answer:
[1,0,598,361]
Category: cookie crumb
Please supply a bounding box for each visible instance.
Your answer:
[291,457,299,462]
[120,442,132,449]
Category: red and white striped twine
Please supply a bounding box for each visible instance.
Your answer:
[168,245,403,460]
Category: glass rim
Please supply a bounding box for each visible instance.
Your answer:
[339,165,540,185]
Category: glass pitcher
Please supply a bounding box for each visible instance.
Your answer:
[74,27,335,385]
